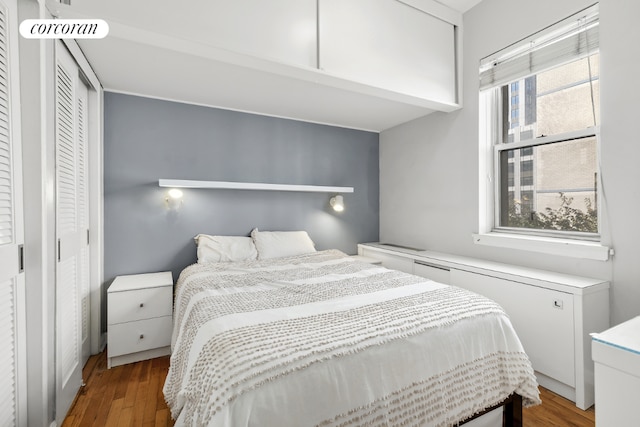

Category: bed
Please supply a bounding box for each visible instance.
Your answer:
[164,243,540,426]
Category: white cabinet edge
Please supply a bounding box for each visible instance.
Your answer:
[358,243,610,295]
[472,232,612,262]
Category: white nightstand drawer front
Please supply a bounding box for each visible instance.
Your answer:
[108,316,172,358]
[108,285,172,325]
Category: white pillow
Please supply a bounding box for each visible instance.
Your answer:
[194,234,258,264]
[251,228,316,260]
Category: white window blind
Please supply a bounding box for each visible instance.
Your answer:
[479,4,599,91]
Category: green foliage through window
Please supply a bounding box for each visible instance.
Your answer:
[507,193,597,233]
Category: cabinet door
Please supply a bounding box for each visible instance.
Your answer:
[450,269,575,387]
[319,0,456,103]
[413,261,450,285]
[360,248,413,274]
[205,0,317,67]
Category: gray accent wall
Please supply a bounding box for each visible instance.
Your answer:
[104,92,379,284]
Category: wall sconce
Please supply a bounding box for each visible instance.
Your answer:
[165,188,183,209]
[330,195,344,212]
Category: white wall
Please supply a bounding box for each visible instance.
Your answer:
[380,0,640,326]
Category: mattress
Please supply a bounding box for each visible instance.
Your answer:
[164,250,540,426]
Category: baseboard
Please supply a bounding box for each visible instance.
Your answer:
[108,346,171,369]
[535,371,577,405]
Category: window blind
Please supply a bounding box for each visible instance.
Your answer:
[479,4,599,91]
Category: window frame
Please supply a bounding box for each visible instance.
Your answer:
[475,4,610,260]
[492,124,601,241]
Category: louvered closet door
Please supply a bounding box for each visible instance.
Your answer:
[55,41,90,422]
[0,0,27,425]
[76,70,90,366]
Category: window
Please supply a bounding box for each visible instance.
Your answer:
[480,5,600,240]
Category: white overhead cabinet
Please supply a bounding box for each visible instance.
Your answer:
[319,0,457,104]
[67,0,462,130]
[204,0,317,68]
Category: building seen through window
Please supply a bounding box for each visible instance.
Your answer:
[498,53,600,235]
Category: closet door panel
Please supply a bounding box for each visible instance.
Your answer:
[55,41,85,423]
[0,0,26,424]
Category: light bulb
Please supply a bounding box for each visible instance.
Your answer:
[330,195,344,212]
[168,188,183,199]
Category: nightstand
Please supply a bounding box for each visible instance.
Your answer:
[350,254,383,265]
[592,316,640,425]
[107,271,173,368]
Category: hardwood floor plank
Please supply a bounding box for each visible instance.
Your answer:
[117,405,134,427]
[132,379,149,426]
[142,371,161,424]
[114,362,135,400]
[93,362,123,425]
[155,408,170,427]
[523,387,595,427]
[61,393,83,427]
[62,415,75,426]
[75,391,102,425]
[65,351,593,427]
[104,398,124,427]
[123,361,143,409]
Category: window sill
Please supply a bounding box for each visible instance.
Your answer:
[472,232,612,261]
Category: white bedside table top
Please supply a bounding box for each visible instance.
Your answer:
[108,271,174,293]
[592,316,640,355]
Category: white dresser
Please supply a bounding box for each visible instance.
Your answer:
[592,316,640,426]
[358,242,610,410]
[107,271,174,368]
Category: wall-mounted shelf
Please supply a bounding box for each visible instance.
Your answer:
[158,179,354,193]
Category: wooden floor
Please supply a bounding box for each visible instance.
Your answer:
[62,352,174,427]
[63,351,595,426]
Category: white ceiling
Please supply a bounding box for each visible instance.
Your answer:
[55,0,482,132]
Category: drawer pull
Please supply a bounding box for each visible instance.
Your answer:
[139,303,144,308]
[414,261,450,271]
[140,334,144,340]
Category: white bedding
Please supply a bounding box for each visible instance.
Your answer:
[164,250,540,426]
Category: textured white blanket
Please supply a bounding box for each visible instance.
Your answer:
[164,250,540,426]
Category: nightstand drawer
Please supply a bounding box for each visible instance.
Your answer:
[108,316,172,358]
[108,285,172,325]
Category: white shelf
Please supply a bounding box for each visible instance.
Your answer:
[158,179,354,193]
